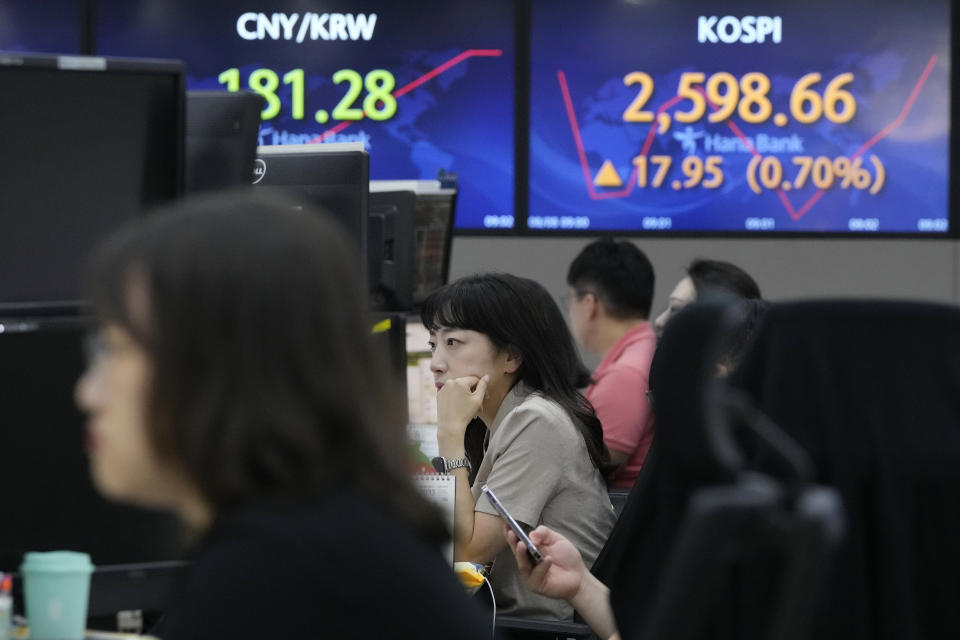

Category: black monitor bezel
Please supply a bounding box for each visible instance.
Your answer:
[369,190,417,311]
[0,52,186,314]
[0,52,186,196]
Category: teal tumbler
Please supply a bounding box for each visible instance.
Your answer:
[19,551,94,640]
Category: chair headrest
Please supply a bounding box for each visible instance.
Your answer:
[731,299,960,474]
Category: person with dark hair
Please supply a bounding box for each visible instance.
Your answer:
[713,298,770,376]
[654,259,761,337]
[74,189,490,639]
[422,273,617,620]
[565,237,657,487]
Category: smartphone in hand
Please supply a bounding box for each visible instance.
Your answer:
[481,484,544,563]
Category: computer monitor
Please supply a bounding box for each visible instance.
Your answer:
[0,53,185,313]
[370,181,457,306]
[528,0,952,235]
[369,191,416,312]
[253,143,369,275]
[185,90,263,194]
[0,317,184,571]
[370,312,408,420]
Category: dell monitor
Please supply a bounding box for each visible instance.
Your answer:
[253,143,369,276]
[0,53,185,313]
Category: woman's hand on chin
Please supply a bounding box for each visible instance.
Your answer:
[437,375,489,447]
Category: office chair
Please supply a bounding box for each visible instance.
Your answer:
[597,300,845,640]
[731,300,960,640]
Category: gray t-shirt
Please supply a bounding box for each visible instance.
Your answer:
[472,383,617,620]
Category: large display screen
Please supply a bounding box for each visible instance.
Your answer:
[0,0,81,53]
[96,0,516,230]
[529,0,951,234]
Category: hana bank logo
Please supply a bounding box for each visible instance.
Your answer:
[673,127,706,155]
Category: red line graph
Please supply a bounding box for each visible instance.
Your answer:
[307,49,502,144]
[558,54,939,221]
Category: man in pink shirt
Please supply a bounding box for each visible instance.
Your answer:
[565,238,657,488]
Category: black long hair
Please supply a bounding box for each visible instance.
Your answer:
[85,188,447,545]
[421,273,615,478]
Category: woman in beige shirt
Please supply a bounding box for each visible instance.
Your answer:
[423,272,618,619]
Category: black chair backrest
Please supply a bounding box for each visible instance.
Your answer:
[647,300,735,481]
[731,299,960,640]
[598,300,845,640]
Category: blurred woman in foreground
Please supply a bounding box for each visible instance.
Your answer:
[76,190,489,639]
